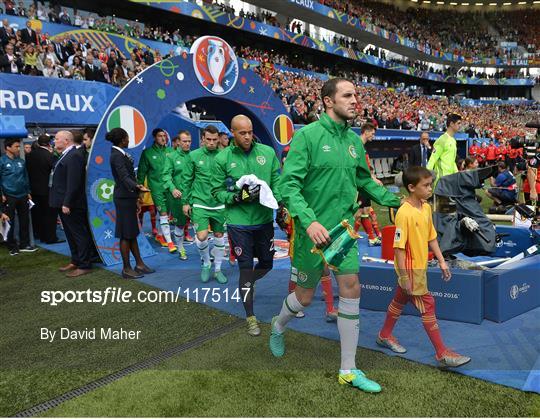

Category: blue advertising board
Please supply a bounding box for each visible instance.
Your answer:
[359,263,484,324]
[0,73,118,125]
[484,255,540,323]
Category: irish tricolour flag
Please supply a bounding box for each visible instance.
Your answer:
[107,106,147,149]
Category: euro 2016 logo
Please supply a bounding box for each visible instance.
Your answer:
[190,36,238,95]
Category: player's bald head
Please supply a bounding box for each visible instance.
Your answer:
[231,115,254,151]
[231,115,252,131]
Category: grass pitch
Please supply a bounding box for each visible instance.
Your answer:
[0,182,537,417]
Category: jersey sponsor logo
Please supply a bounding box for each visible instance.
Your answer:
[190,36,238,96]
[322,145,331,152]
[394,228,402,242]
[348,145,357,158]
[256,155,266,165]
[234,246,243,256]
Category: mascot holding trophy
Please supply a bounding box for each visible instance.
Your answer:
[269,78,401,393]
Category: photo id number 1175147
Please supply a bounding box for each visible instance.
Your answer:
[183,287,251,303]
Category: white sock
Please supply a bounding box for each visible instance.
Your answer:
[337,297,360,371]
[174,226,184,250]
[195,237,210,266]
[274,292,305,333]
[213,236,225,271]
[159,215,172,243]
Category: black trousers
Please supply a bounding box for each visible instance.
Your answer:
[31,194,59,243]
[228,223,275,317]
[60,208,93,269]
[4,195,30,251]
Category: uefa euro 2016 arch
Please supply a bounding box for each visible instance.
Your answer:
[87,36,294,266]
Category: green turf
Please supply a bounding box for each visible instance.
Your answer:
[2,183,537,417]
[43,326,539,417]
[0,247,237,417]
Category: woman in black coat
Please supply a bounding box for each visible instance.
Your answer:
[106,128,155,279]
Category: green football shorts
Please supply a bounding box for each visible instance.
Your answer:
[191,206,225,233]
[151,189,169,214]
[290,227,359,289]
[168,195,186,226]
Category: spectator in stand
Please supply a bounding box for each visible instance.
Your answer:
[42,57,59,77]
[18,20,38,45]
[0,42,22,73]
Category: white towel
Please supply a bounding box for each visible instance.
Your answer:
[235,175,278,209]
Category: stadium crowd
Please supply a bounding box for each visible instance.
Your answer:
[319,0,539,61]
[260,67,538,140]
[1,10,537,141]
[2,0,539,78]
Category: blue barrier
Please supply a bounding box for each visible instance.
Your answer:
[0,115,27,138]
[294,125,469,141]
[484,255,540,323]
[359,263,484,324]
[493,225,535,259]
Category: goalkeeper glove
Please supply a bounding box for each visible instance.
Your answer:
[233,184,260,203]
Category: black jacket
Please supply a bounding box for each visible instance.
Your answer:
[49,147,87,209]
[0,53,23,73]
[26,146,54,196]
[409,143,432,167]
[19,27,38,45]
[110,147,138,199]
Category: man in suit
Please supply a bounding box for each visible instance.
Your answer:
[0,43,23,73]
[25,134,63,244]
[18,20,38,46]
[0,19,12,47]
[49,131,93,277]
[84,54,105,82]
[409,131,432,167]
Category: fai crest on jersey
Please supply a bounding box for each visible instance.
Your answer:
[256,156,266,165]
[349,145,357,158]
